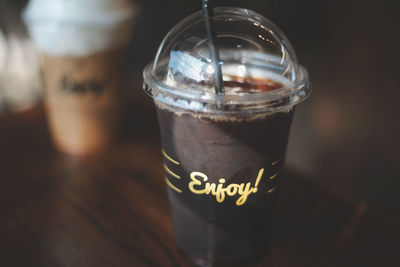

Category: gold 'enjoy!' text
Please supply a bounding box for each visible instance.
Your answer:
[188,169,264,206]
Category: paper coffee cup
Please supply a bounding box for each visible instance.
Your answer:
[23,0,137,155]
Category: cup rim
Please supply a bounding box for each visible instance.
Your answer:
[143,62,310,109]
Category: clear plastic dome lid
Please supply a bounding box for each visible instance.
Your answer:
[143,7,310,115]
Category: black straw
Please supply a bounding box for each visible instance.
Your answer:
[202,0,224,94]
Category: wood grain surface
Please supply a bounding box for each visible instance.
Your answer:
[0,105,399,267]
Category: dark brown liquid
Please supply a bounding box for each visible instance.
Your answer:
[223,75,283,91]
[196,75,284,92]
[156,76,292,265]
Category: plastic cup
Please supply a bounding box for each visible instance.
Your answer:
[143,7,310,265]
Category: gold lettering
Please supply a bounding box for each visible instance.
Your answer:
[215,179,226,202]
[187,169,265,206]
[236,183,253,206]
[189,172,208,194]
[252,168,264,193]
[205,183,217,195]
[226,184,239,196]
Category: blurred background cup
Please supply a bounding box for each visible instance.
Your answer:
[144,7,310,265]
[22,0,137,155]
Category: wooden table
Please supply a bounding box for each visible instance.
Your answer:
[0,105,399,267]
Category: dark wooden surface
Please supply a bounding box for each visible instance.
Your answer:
[0,105,399,267]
